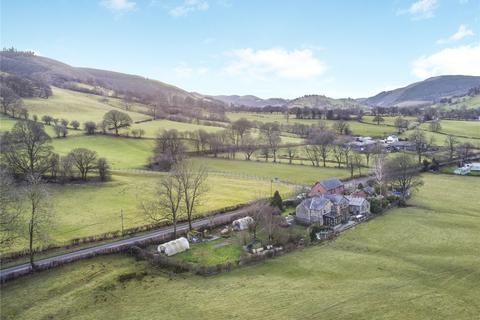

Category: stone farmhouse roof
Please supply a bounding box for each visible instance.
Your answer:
[302,196,331,210]
[319,178,343,191]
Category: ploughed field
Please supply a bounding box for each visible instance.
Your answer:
[2,174,479,320]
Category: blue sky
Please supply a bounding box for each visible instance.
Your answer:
[1,0,479,98]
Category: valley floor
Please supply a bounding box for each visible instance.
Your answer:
[1,174,479,320]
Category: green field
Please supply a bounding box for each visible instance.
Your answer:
[227,112,397,137]
[420,120,480,139]
[51,135,155,169]
[23,87,151,124]
[434,94,480,109]
[6,171,293,251]
[129,119,226,137]
[0,115,86,138]
[2,174,479,319]
[192,157,351,184]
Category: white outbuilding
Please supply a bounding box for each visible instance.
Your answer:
[232,216,254,231]
[157,237,190,256]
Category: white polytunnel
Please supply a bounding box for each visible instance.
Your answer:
[232,216,254,231]
[157,237,190,256]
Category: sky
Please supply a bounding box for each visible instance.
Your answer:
[1,0,479,99]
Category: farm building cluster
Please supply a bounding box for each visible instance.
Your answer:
[296,178,370,228]
[453,162,480,175]
[155,177,375,259]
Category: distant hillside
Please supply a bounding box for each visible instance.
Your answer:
[0,50,225,109]
[211,95,288,108]
[364,75,480,107]
[286,94,365,109]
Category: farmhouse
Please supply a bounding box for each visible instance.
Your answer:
[309,177,345,196]
[322,194,350,227]
[346,196,370,215]
[295,196,333,225]
[385,135,399,144]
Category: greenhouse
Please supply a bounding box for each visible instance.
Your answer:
[157,237,190,256]
[232,216,254,231]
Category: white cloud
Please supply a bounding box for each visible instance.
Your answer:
[437,25,475,44]
[174,64,209,78]
[101,0,136,12]
[224,48,326,80]
[398,0,438,20]
[169,0,209,17]
[412,43,480,78]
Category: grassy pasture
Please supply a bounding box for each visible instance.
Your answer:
[2,174,479,319]
[227,112,396,137]
[23,87,150,124]
[0,115,85,137]
[51,135,155,169]
[192,157,351,184]
[129,119,226,137]
[420,120,480,139]
[5,171,293,251]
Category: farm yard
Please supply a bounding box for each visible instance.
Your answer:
[1,174,479,320]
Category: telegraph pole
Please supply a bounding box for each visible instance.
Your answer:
[120,209,124,236]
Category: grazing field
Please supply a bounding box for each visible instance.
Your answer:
[362,115,417,127]
[23,87,150,124]
[0,115,84,137]
[420,120,480,139]
[6,171,293,251]
[191,157,351,184]
[129,119,226,137]
[51,135,155,169]
[2,174,479,320]
[227,112,396,137]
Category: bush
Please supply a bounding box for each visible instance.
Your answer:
[131,128,145,138]
[97,157,111,181]
[41,115,53,125]
[71,120,80,130]
[84,121,97,135]
[271,190,283,211]
[369,197,389,214]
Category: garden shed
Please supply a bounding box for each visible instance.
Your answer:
[232,216,254,231]
[157,237,190,256]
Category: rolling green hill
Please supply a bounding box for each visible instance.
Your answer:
[23,87,151,124]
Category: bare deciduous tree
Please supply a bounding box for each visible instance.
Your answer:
[103,110,133,135]
[260,123,282,162]
[68,148,98,181]
[1,120,54,179]
[444,135,458,161]
[409,128,428,164]
[384,153,423,201]
[175,161,209,231]
[24,175,54,268]
[141,172,184,238]
[0,169,22,247]
[306,128,335,167]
